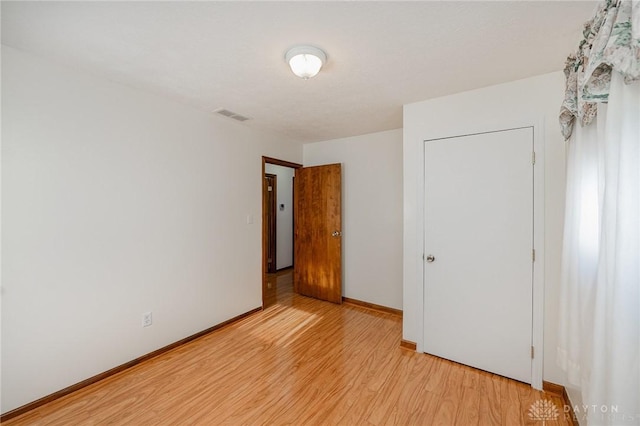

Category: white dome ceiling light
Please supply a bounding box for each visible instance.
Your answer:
[285,45,327,80]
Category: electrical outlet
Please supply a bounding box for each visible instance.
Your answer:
[142,312,152,327]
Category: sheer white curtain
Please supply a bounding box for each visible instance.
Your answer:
[559,70,640,424]
[558,113,602,389]
[558,2,639,423]
[586,72,639,424]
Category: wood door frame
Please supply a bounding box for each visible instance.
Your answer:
[262,157,302,306]
[416,120,545,390]
[264,173,278,273]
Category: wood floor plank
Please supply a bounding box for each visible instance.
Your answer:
[432,361,464,425]
[501,376,524,425]
[478,373,503,426]
[456,386,481,426]
[366,350,417,425]
[368,351,439,425]
[5,271,563,426]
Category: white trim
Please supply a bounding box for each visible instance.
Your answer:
[416,118,545,390]
[531,117,545,390]
[415,128,426,354]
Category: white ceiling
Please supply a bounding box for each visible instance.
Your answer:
[1,1,595,144]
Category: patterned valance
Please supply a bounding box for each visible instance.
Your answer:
[559,0,639,140]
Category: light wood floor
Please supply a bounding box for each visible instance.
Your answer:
[6,271,570,425]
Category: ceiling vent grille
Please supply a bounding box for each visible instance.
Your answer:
[214,108,250,122]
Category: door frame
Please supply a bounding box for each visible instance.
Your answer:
[417,120,545,390]
[261,157,302,305]
[264,173,278,273]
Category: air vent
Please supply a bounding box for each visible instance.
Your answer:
[214,108,251,122]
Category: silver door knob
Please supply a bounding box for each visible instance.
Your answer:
[426,255,435,262]
[332,230,342,237]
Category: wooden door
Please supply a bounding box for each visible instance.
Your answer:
[294,164,342,303]
[423,128,534,384]
[264,174,277,274]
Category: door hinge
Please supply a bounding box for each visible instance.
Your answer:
[532,152,536,165]
[531,346,535,359]
[532,249,536,262]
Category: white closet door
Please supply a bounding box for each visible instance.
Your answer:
[423,127,533,383]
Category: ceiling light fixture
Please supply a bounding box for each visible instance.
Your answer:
[285,45,327,80]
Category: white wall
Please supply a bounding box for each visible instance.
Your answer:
[1,46,301,413]
[264,164,294,270]
[403,72,568,385]
[303,129,403,310]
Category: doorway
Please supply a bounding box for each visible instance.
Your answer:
[262,157,344,308]
[262,157,302,307]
